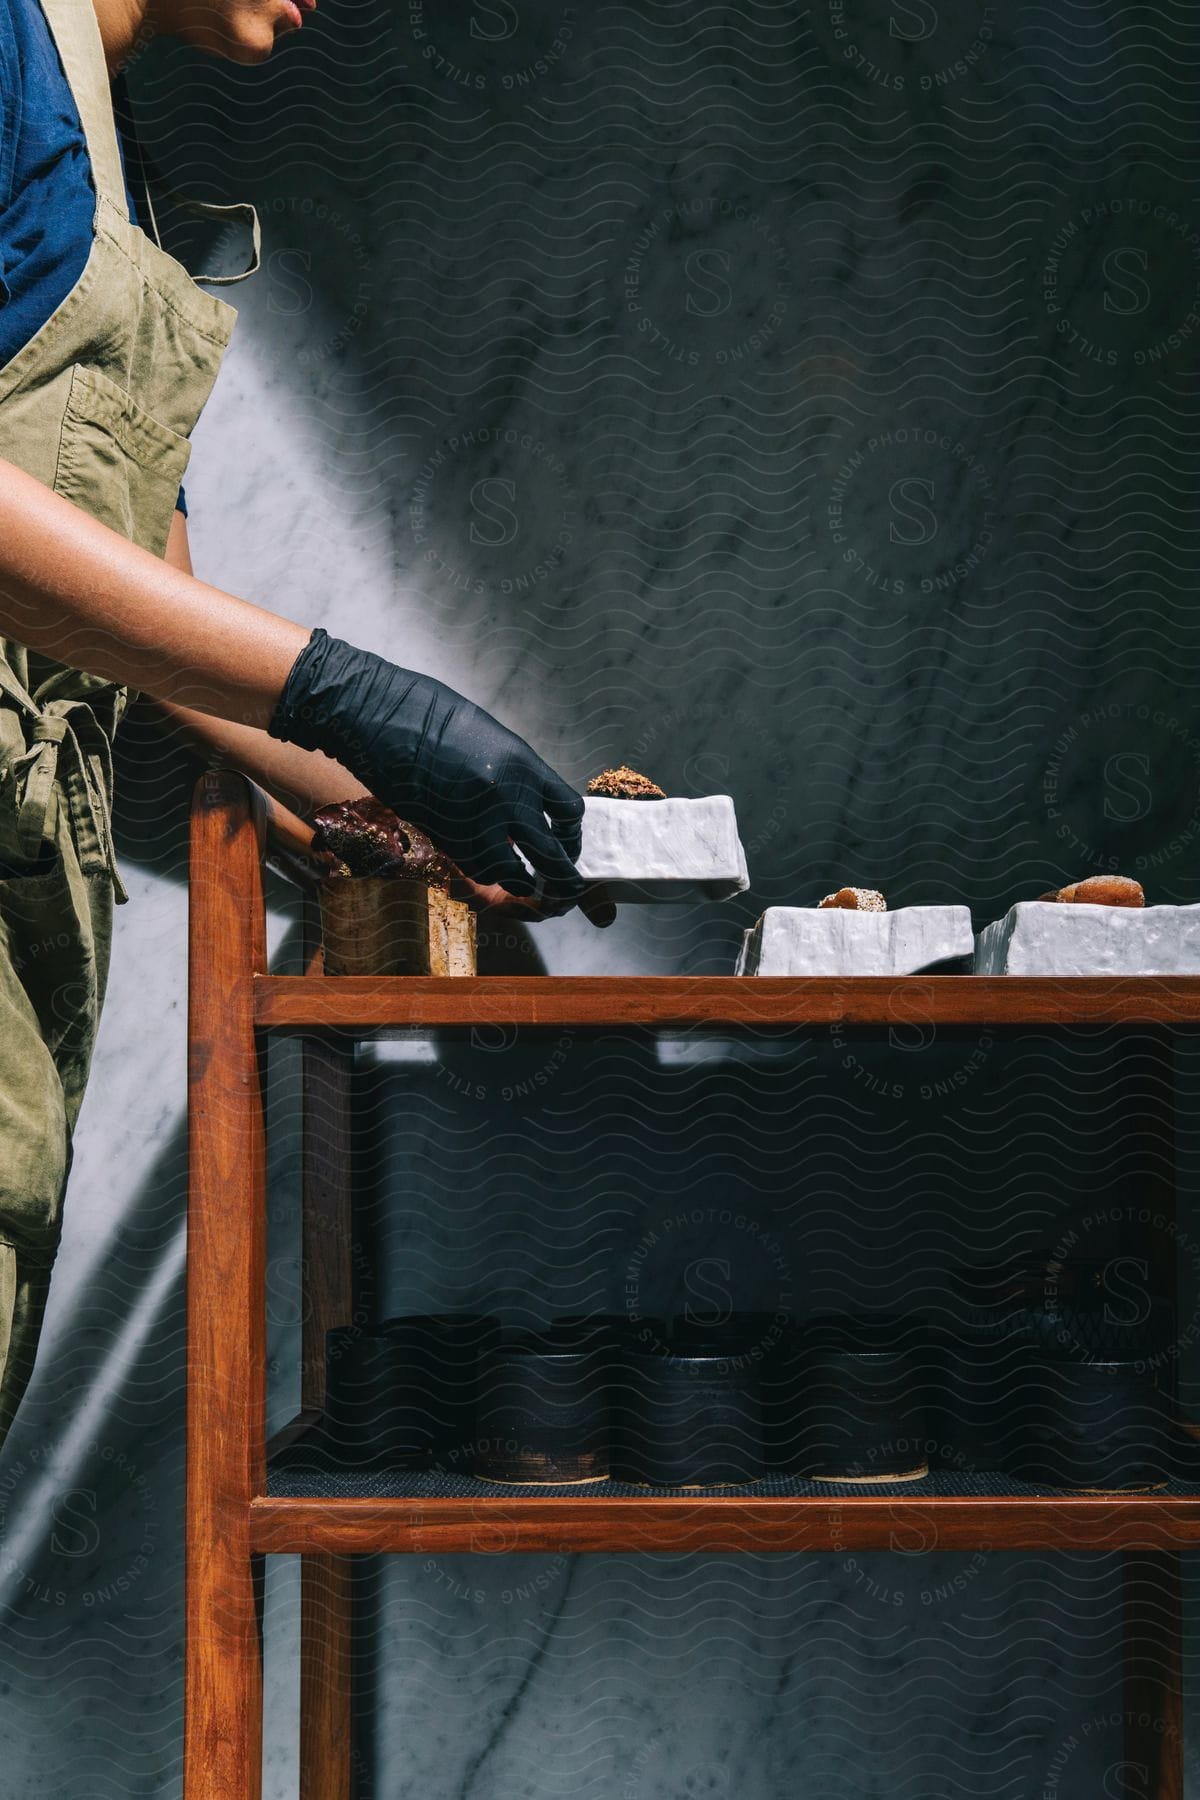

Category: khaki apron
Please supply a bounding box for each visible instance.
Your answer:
[0,0,240,1446]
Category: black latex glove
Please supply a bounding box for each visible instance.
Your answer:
[269,629,585,899]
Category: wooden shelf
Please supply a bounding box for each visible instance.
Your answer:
[248,1491,1200,1555]
[254,973,1200,1035]
[185,774,1192,1797]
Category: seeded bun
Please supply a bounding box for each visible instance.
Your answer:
[819,887,887,912]
[586,766,666,800]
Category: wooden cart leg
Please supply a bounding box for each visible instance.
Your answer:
[1123,1551,1183,1800]
[299,923,358,1797]
[1122,1032,1184,1800]
[299,1032,357,1419]
[301,1554,355,1800]
[185,774,270,1800]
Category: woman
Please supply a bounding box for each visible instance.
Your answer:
[0,0,601,1450]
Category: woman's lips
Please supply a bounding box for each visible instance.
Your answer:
[279,0,314,26]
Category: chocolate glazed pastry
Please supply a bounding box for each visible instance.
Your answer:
[475,1332,610,1484]
[311,797,461,884]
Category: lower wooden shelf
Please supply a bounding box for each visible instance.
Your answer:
[257,1432,1200,1553]
[250,1490,1200,1554]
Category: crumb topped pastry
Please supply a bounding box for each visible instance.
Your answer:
[586,766,667,800]
[311,797,460,886]
[1036,875,1144,908]
[818,887,887,912]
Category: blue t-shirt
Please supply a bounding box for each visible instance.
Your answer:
[0,0,187,514]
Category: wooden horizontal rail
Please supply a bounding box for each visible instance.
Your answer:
[253,974,1200,1034]
[249,1493,1200,1555]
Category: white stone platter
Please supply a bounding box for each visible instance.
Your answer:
[974,903,1200,975]
[559,795,750,902]
[736,906,975,977]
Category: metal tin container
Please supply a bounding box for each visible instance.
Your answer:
[797,1318,927,1482]
[475,1332,609,1483]
[667,1312,796,1473]
[930,1263,1174,1473]
[322,1326,431,1468]
[1015,1360,1169,1490]
[552,1314,667,1357]
[380,1313,501,1471]
[610,1341,764,1487]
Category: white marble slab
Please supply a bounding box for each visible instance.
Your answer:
[736,906,974,976]
[569,795,749,901]
[974,903,1200,975]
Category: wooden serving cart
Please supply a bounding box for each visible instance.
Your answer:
[184,769,1192,1798]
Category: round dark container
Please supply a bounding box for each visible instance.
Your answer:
[668,1311,791,1353]
[475,1335,609,1483]
[667,1312,798,1473]
[798,1318,927,1482]
[933,1262,1174,1473]
[1014,1360,1168,1490]
[924,1324,1033,1474]
[610,1345,764,1487]
[380,1313,501,1471]
[323,1326,430,1468]
[552,1314,667,1358]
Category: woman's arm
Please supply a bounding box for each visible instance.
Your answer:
[156,511,370,818]
[0,457,306,722]
[0,458,604,908]
[155,512,615,925]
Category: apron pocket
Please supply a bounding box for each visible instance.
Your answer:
[53,363,191,554]
[0,854,99,1060]
[0,842,109,1210]
[0,859,80,1244]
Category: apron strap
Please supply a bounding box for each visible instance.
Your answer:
[169,197,262,287]
[9,705,129,905]
[113,78,262,288]
[39,0,129,213]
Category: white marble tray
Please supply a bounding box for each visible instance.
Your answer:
[736,906,974,976]
[564,795,749,902]
[974,903,1200,975]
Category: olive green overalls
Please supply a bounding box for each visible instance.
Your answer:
[0,0,246,1447]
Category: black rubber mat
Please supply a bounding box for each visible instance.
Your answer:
[268,1426,1200,1501]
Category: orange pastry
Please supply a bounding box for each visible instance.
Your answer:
[1037,875,1144,908]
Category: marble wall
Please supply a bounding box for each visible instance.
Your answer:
[0,0,1198,1794]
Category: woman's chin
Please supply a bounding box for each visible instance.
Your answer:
[181,17,283,61]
